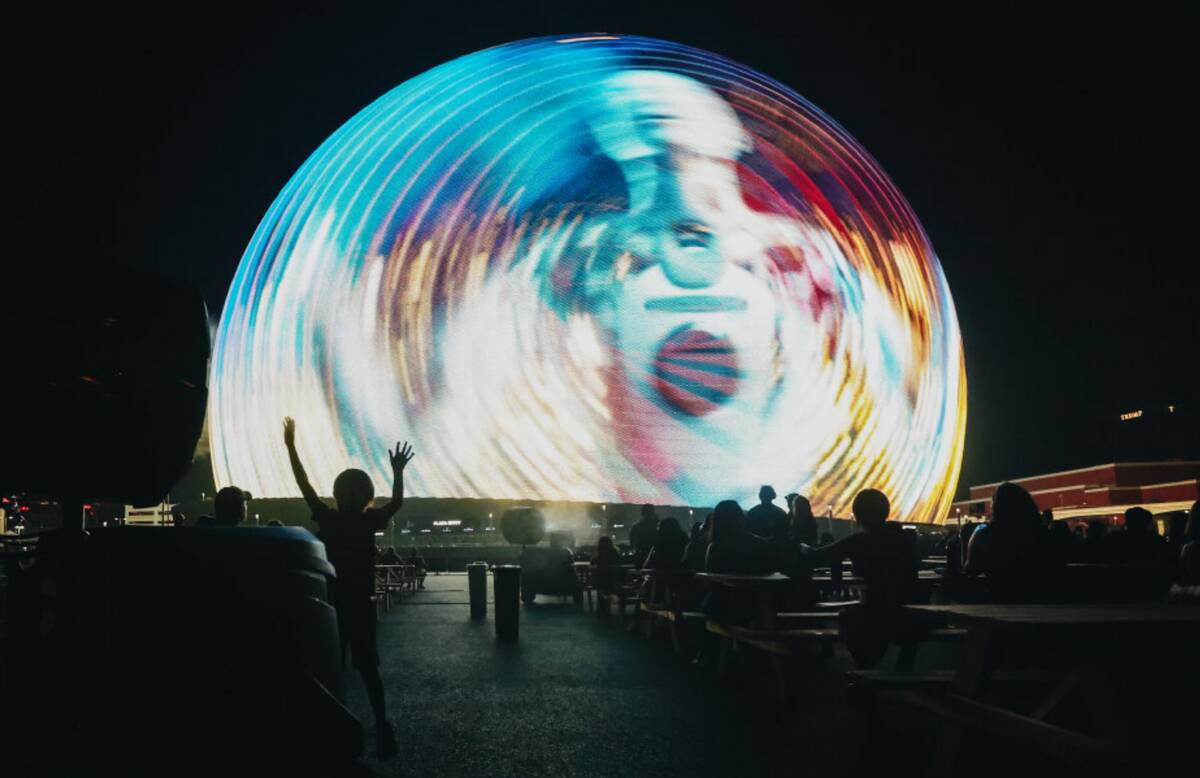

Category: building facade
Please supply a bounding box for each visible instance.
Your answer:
[951,461,1199,525]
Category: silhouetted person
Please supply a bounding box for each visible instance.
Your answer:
[1179,502,1198,586]
[283,416,412,760]
[746,485,787,539]
[699,501,772,629]
[1046,518,1074,565]
[645,517,688,571]
[705,500,772,575]
[788,494,819,547]
[1165,511,1189,561]
[628,504,659,566]
[818,531,835,546]
[1103,506,1169,564]
[804,489,916,604]
[681,514,712,575]
[214,487,247,526]
[966,482,1057,601]
[1083,519,1108,562]
[593,535,622,594]
[407,546,428,588]
[803,489,917,666]
[194,486,248,527]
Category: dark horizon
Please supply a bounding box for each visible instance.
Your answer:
[13,1,1198,499]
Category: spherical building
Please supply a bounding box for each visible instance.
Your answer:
[210,34,967,522]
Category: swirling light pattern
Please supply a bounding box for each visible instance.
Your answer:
[211,34,967,522]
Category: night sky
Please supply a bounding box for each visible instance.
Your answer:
[20,1,1197,497]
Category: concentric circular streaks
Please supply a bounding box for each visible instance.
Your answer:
[210,34,967,522]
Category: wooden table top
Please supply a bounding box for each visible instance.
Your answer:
[694,572,791,587]
[905,603,1200,629]
[811,574,865,584]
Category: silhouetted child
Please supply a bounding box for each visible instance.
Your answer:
[283,416,412,760]
[593,536,621,595]
[803,489,917,667]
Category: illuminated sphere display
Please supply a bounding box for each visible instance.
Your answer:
[211,34,967,521]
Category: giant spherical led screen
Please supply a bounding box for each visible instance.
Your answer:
[210,34,967,522]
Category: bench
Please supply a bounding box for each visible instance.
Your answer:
[894,627,968,669]
[706,621,841,656]
[596,590,641,627]
[883,689,1137,772]
[846,668,1061,694]
[776,611,841,622]
[640,602,706,654]
[812,600,860,611]
[705,620,843,695]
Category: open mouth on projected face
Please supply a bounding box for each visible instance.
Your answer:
[645,295,747,313]
[652,327,741,416]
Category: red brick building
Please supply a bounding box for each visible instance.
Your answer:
[951,461,1199,525]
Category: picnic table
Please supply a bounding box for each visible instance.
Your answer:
[898,603,1200,773]
[591,564,644,625]
[693,573,806,693]
[373,564,416,610]
[693,572,792,625]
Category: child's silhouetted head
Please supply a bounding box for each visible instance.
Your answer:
[333,468,375,514]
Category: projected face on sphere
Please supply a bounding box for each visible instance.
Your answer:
[559,71,840,499]
[210,35,967,522]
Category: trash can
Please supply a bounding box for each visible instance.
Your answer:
[467,562,488,621]
[493,564,521,641]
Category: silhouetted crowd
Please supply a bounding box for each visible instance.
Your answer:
[182,432,1200,747]
[587,482,1200,667]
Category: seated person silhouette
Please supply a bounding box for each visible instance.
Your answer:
[283,415,413,760]
[193,486,248,527]
[965,482,1058,601]
[642,516,690,604]
[705,500,773,576]
[406,546,428,589]
[787,494,819,547]
[704,500,773,624]
[803,489,917,667]
[1102,506,1169,564]
[592,536,622,596]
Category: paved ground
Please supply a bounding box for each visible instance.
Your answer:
[340,573,880,778]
